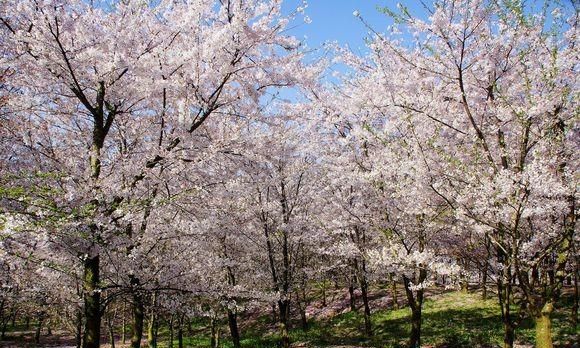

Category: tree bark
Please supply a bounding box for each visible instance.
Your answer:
[482,265,488,300]
[82,255,101,348]
[360,279,372,337]
[409,307,422,348]
[403,273,425,348]
[271,304,277,324]
[278,299,290,348]
[130,291,145,348]
[299,306,308,331]
[534,303,554,348]
[348,283,356,311]
[1,320,7,340]
[34,313,44,345]
[210,317,220,348]
[572,253,578,330]
[227,309,241,348]
[321,285,327,307]
[109,322,115,348]
[147,305,158,348]
[167,316,174,348]
[75,310,82,348]
[390,274,399,310]
[177,316,184,348]
[122,301,126,344]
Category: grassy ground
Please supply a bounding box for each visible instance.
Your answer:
[1,290,576,347]
[167,291,577,348]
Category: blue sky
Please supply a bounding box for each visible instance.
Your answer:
[280,1,429,52]
[280,1,575,52]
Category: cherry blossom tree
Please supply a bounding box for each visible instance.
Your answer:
[329,1,578,347]
[0,1,312,347]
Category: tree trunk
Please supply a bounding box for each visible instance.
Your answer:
[321,282,327,307]
[168,316,174,348]
[177,318,183,348]
[348,284,356,311]
[403,273,425,348]
[177,328,183,348]
[227,310,240,348]
[496,236,514,348]
[461,274,469,293]
[482,264,488,300]
[299,306,308,331]
[130,292,145,348]
[534,303,554,348]
[34,313,44,344]
[147,311,157,348]
[503,320,515,348]
[271,304,277,324]
[499,271,515,348]
[409,307,422,348]
[573,259,578,329]
[0,302,9,340]
[360,278,372,336]
[210,317,220,348]
[122,302,126,344]
[82,255,101,348]
[109,323,115,348]
[10,310,16,329]
[1,321,7,340]
[75,310,83,348]
[278,300,290,348]
[391,274,399,310]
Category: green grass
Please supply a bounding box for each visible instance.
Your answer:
[152,291,579,348]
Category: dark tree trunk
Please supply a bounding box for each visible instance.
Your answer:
[409,306,422,348]
[82,255,101,348]
[271,304,277,324]
[177,321,183,348]
[109,324,115,348]
[299,306,308,331]
[496,243,515,348]
[360,280,372,336]
[404,272,425,348]
[130,292,145,348]
[147,308,158,348]
[34,313,44,345]
[75,310,83,348]
[1,321,7,340]
[122,301,127,345]
[349,284,356,311]
[227,309,241,348]
[10,310,16,329]
[167,316,174,348]
[278,299,290,348]
[498,274,515,348]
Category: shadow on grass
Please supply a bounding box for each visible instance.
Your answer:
[162,291,577,348]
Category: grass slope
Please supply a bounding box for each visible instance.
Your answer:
[173,291,577,348]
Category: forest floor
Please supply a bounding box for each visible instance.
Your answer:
[1,286,577,348]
